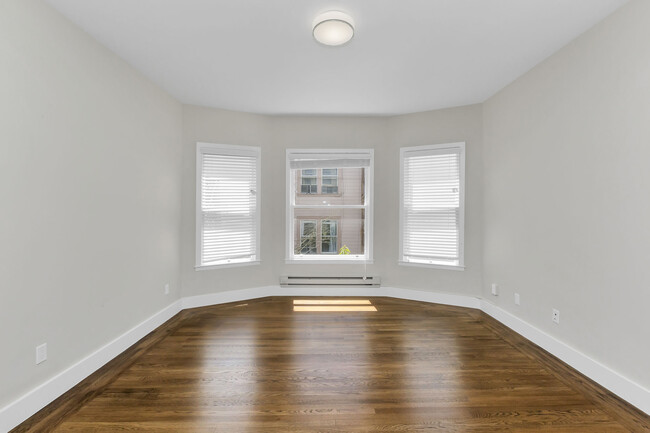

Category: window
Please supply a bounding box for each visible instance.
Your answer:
[321,169,338,194]
[300,169,317,194]
[321,220,338,253]
[196,142,260,269]
[287,149,373,263]
[298,168,339,194]
[299,220,317,254]
[399,143,465,269]
[296,219,338,255]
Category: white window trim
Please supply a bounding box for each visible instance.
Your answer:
[398,142,465,270]
[285,148,374,264]
[195,142,261,270]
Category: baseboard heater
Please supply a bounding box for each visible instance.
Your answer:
[280,276,381,288]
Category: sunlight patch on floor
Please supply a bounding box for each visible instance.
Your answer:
[293,305,377,312]
[293,299,377,312]
[293,299,372,305]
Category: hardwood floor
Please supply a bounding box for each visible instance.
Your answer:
[12,297,650,432]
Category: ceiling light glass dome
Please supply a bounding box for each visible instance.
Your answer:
[313,11,355,46]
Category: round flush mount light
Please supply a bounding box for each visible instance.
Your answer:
[312,11,355,46]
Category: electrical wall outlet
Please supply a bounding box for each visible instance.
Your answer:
[552,309,560,324]
[164,283,170,295]
[36,343,47,365]
[514,293,520,305]
[491,283,498,296]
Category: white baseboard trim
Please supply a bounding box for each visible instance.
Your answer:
[2,288,647,432]
[0,299,183,433]
[182,285,278,309]
[481,300,650,415]
[182,285,481,310]
[381,286,481,309]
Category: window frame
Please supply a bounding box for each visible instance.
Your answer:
[195,142,261,270]
[399,142,465,271]
[286,148,374,264]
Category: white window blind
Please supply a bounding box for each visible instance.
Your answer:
[400,143,465,268]
[288,152,371,170]
[196,143,260,268]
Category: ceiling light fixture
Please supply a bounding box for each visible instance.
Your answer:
[312,11,355,46]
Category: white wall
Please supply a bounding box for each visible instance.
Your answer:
[387,106,483,293]
[0,0,183,409]
[180,106,272,293]
[180,105,483,298]
[483,0,650,390]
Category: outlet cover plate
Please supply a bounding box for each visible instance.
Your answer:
[36,343,47,365]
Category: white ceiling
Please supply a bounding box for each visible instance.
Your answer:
[45,0,629,115]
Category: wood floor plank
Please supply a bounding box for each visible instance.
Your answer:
[11,296,649,432]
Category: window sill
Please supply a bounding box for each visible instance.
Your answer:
[398,261,465,271]
[286,259,373,265]
[195,261,260,271]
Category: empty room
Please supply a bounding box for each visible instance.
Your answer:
[1,0,649,431]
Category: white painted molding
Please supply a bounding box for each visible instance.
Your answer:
[381,286,481,309]
[0,300,183,433]
[182,285,279,309]
[2,288,648,431]
[182,285,481,310]
[480,300,650,416]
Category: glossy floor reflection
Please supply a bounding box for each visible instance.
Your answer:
[48,297,646,432]
[293,299,372,305]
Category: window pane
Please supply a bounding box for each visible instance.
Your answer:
[323,220,338,236]
[301,221,316,234]
[321,237,337,253]
[322,169,337,176]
